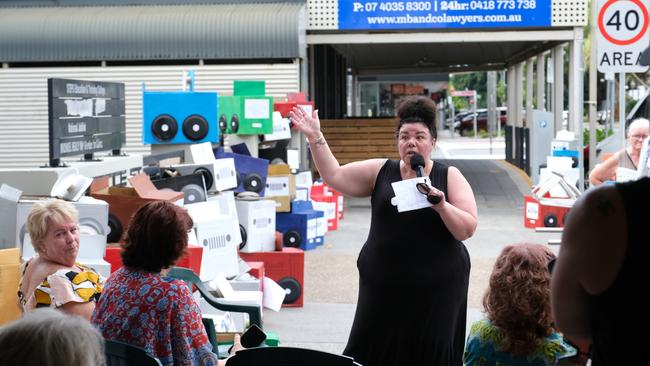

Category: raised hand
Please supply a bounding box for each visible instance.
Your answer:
[289,106,321,141]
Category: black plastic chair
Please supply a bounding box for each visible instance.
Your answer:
[167,267,263,352]
[104,339,162,366]
[226,347,362,366]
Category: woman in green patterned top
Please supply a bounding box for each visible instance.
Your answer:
[464,243,576,366]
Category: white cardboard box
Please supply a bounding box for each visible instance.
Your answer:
[0,185,109,253]
[186,197,242,281]
[235,199,276,253]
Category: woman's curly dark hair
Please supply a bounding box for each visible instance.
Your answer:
[483,243,557,357]
[121,201,193,273]
[395,95,437,139]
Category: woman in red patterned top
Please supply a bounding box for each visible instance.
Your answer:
[91,201,239,366]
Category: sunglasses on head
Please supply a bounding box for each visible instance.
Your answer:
[416,182,441,204]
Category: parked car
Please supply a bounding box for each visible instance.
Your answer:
[455,108,507,136]
[444,110,472,130]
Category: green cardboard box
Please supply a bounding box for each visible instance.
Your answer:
[218,95,273,135]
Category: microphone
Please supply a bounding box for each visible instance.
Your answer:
[410,153,426,178]
[410,153,441,204]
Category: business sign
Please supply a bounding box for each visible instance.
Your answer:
[48,78,126,167]
[338,0,551,30]
[451,90,476,97]
[597,0,650,73]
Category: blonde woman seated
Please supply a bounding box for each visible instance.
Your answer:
[17,198,105,320]
[464,244,576,366]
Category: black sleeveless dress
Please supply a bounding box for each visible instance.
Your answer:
[343,160,471,366]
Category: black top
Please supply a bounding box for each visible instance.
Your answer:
[343,159,470,366]
[589,177,648,365]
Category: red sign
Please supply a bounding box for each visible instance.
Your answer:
[597,0,650,72]
[598,0,649,46]
[451,90,475,97]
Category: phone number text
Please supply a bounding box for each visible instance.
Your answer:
[352,0,537,12]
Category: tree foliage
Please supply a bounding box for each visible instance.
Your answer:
[450,72,506,110]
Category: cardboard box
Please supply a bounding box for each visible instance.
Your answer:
[262,112,291,142]
[90,174,184,243]
[0,167,79,196]
[214,150,269,196]
[276,200,322,251]
[265,164,296,212]
[311,199,337,231]
[219,95,273,135]
[0,248,22,325]
[315,216,327,246]
[239,248,305,308]
[312,183,344,220]
[235,199,276,253]
[185,197,242,281]
[229,278,262,292]
[200,274,264,332]
[1,184,110,256]
[184,143,239,192]
[294,171,313,189]
[272,92,314,121]
[246,261,265,281]
[104,244,203,276]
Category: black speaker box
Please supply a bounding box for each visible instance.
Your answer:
[152,173,207,205]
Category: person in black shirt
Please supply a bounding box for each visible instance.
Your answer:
[289,96,477,366]
[551,177,649,365]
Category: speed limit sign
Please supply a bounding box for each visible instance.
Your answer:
[597,0,650,73]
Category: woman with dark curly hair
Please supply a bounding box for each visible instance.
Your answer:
[464,243,576,366]
[290,95,476,366]
[91,201,240,366]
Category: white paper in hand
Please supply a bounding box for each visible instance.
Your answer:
[616,167,637,182]
[390,177,431,212]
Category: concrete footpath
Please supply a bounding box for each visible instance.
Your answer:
[263,138,558,354]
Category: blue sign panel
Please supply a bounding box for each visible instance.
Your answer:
[338,0,551,30]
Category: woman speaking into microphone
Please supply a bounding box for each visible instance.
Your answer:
[289,95,477,366]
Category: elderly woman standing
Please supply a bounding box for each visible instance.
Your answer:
[92,200,239,366]
[290,95,477,366]
[589,118,650,185]
[18,198,104,320]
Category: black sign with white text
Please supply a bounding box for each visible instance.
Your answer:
[48,78,126,167]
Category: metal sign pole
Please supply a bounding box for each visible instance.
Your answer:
[449,95,455,139]
[619,72,626,145]
[487,71,497,154]
[473,91,477,137]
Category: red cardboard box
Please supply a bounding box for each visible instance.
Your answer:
[246,261,265,281]
[104,244,203,275]
[240,248,304,307]
[273,92,314,123]
[523,195,571,229]
[310,185,339,231]
[311,183,344,220]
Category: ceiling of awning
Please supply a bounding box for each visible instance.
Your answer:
[307,28,578,74]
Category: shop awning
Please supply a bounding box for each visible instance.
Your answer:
[0,3,305,63]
